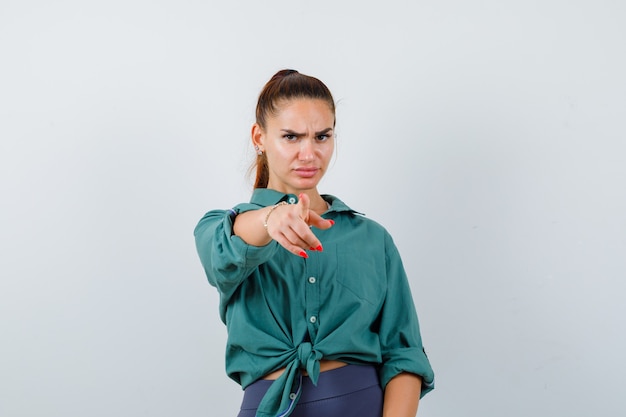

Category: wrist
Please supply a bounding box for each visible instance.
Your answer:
[263,201,288,234]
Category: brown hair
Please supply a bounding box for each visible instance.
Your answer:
[252,69,336,188]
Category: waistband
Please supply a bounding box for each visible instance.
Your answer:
[241,364,380,410]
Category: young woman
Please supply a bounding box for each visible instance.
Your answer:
[194,69,434,417]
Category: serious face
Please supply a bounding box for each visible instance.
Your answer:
[253,98,335,195]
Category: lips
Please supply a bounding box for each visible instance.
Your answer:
[294,167,319,178]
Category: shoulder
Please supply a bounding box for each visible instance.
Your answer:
[326,194,388,226]
[349,212,390,236]
[324,194,395,244]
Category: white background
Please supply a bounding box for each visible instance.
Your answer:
[1,1,625,416]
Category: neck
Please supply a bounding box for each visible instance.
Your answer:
[309,194,329,214]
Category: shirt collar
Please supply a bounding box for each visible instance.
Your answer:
[249,188,362,214]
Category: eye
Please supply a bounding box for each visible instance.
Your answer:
[316,134,332,141]
[283,134,298,141]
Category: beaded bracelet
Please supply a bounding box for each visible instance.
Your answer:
[263,201,288,231]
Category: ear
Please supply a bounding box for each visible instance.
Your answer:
[251,123,265,151]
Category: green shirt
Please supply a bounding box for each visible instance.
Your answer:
[194,189,434,417]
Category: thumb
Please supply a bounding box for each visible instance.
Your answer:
[307,212,335,230]
[297,193,310,220]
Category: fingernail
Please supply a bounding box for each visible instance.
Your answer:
[299,251,308,258]
[328,220,335,225]
[316,245,323,252]
[310,247,316,251]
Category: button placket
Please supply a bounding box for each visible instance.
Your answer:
[304,253,320,337]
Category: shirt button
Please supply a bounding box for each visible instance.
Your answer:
[289,393,297,400]
[308,277,316,284]
[288,196,296,204]
[309,316,317,323]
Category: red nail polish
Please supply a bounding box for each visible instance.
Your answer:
[328,220,335,225]
[299,251,308,258]
[316,245,323,252]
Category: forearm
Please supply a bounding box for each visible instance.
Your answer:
[233,208,273,247]
[383,372,422,417]
[233,195,331,257]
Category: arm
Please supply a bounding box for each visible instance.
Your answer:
[232,207,273,247]
[383,372,422,417]
[194,194,334,295]
[378,232,435,405]
[194,208,277,298]
[233,193,333,257]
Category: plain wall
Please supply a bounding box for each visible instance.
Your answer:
[1,1,625,416]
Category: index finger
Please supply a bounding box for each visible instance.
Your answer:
[297,193,310,221]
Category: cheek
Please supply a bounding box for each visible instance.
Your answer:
[322,145,335,160]
[267,148,292,169]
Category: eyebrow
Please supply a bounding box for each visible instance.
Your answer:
[280,127,334,137]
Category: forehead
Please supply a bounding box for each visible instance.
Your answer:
[270,98,335,127]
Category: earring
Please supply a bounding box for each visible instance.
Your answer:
[254,145,263,156]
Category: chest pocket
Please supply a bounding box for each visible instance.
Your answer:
[335,248,385,306]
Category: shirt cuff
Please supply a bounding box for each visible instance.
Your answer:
[379,347,435,398]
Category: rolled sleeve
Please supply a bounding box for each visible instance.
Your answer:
[379,347,435,397]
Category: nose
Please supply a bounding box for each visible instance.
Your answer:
[298,139,315,162]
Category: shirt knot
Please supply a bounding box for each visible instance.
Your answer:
[254,342,323,417]
[297,342,323,385]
